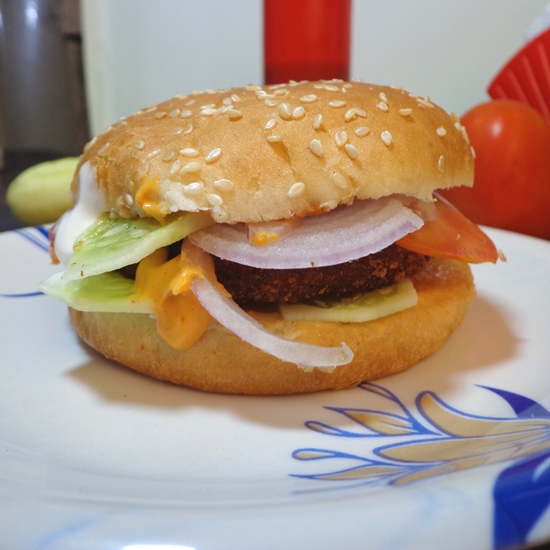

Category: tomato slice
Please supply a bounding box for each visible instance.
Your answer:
[396,194,499,263]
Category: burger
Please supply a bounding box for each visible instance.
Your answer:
[40,80,499,395]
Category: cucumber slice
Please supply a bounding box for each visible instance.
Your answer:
[39,270,153,313]
[279,280,418,323]
[64,211,212,280]
[6,157,79,225]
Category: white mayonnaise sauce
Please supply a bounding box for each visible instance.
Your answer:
[54,161,106,266]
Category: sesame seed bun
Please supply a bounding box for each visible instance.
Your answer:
[76,80,474,224]
[69,258,475,395]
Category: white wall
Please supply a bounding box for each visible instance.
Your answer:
[81,0,549,137]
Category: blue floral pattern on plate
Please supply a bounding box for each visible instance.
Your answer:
[0,226,49,298]
[292,382,550,549]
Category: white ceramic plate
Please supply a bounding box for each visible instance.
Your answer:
[2,226,550,550]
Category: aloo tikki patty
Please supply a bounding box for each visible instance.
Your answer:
[213,245,429,307]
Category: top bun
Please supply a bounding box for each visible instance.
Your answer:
[76,80,474,224]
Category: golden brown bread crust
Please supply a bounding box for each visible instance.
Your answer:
[75,80,474,224]
[69,258,475,395]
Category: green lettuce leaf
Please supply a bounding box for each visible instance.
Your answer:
[39,270,153,313]
[63,211,212,280]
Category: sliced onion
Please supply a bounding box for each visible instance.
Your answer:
[183,242,354,370]
[245,218,302,246]
[189,197,424,269]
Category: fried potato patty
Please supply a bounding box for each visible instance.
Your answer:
[213,245,428,307]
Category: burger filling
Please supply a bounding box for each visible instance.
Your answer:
[213,245,428,308]
[40,162,499,371]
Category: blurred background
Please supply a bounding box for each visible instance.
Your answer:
[0,0,548,151]
[1,0,549,230]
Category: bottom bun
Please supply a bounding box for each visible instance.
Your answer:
[69,258,475,395]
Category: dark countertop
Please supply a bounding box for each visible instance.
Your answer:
[0,149,67,232]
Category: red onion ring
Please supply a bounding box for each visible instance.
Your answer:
[189,197,424,269]
[183,242,354,369]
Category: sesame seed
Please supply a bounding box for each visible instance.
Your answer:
[213,178,234,191]
[274,88,289,96]
[169,160,182,176]
[436,126,447,137]
[328,100,346,108]
[288,182,305,198]
[416,97,434,108]
[399,108,413,117]
[227,108,243,119]
[438,155,445,173]
[264,118,277,130]
[212,205,228,222]
[205,193,223,206]
[355,126,371,137]
[231,93,241,102]
[155,111,168,119]
[169,109,181,118]
[205,148,222,163]
[183,182,205,195]
[267,135,282,143]
[278,102,292,120]
[173,127,183,135]
[331,172,347,189]
[222,97,233,106]
[146,148,161,160]
[83,136,97,152]
[201,107,217,116]
[137,161,150,178]
[181,110,193,119]
[179,161,201,174]
[300,94,318,103]
[376,101,389,112]
[334,131,348,147]
[183,124,193,135]
[124,193,134,207]
[355,108,367,118]
[344,143,359,159]
[97,142,110,155]
[264,99,277,107]
[380,131,393,146]
[134,140,145,150]
[320,200,338,210]
[162,151,176,162]
[313,114,323,130]
[180,147,200,158]
[324,84,339,91]
[379,92,388,103]
[293,106,305,120]
[309,139,323,157]
[344,108,357,122]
